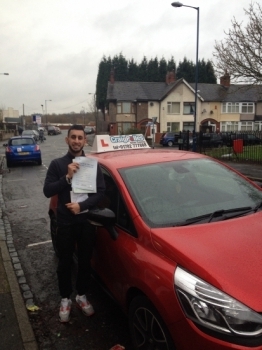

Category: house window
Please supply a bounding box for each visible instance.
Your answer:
[117,102,134,114]
[167,102,180,114]
[183,102,195,115]
[221,121,239,131]
[222,102,254,114]
[117,122,135,134]
[254,122,262,131]
[241,121,253,131]
[241,103,254,114]
[182,122,194,132]
[167,122,180,132]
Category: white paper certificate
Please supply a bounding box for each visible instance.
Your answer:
[70,191,89,214]
[72,157,97,193]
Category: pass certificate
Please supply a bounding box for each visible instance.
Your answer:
[72,157,97,193]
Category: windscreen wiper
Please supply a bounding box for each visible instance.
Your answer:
[253,201,262,213]
[174,206,252,226]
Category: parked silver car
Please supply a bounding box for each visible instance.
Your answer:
[22,129,39,141]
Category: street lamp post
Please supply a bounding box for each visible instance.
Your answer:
[40,105,44,128]
[171,2,199,140]
[45,99,52,126]
[82,106,86,126]
[88,93,97,132]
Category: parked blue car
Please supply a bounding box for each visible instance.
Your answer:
[159,132,180,147]
[4,136,42,167]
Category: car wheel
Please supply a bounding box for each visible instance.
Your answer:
[50,213,59,257]
[129,296,176,350]
[167,141,173,147]
[37,158,42,166]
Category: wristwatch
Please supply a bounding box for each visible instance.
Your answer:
[66,175,72,184]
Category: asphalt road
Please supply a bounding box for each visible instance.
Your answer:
[2,133,133,350]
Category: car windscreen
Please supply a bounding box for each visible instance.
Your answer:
[120,159,262,228]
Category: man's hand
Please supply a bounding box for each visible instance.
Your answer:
[67,162,79,180]
[65,202,81,215]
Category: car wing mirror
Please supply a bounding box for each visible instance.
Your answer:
[86,208,118,240]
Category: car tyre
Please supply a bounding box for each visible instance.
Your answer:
[129,296,175,350]
[50,213,59,257]
[37,158,42,166]
[167,141,173,147]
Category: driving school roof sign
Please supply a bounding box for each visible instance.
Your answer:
[91,134,150,153]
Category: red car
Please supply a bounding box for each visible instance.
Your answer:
[49,135,262,350]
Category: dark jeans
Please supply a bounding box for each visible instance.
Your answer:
[56,221,96,298]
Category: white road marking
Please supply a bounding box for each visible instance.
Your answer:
[27,240,52,247]
[7,179,27,182]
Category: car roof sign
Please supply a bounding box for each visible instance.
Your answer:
[91,134,150,153]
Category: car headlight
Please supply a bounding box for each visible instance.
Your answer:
[175,267,262,337]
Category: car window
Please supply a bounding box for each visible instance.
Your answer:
[120,159,262,228]
[11,138,34,146]
[101,169,137,237]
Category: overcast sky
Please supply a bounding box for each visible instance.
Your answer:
[0,0,253,116]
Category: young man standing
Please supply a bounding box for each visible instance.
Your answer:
[43,124,105,322]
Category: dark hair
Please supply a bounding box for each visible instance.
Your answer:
[67,124,85,136]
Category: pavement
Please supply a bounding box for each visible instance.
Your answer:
[0,146,262,350]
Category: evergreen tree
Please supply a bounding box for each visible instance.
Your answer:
[128,58,139,81]
[159,57,168,82]
[96,56,112,112]
[167,56,176,72]
[138,56,148,81]
[177,57,195,82]
[205,60,217,83]
[147,57,159,82]
[112,53,128,81]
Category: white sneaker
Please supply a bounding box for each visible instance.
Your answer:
[59,298,72,323]
[76,294,95,316]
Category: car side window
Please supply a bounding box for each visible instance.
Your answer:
[101,169,137,237]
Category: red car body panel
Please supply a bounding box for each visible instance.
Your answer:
[150,214,262,311]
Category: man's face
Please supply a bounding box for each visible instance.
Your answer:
[66,129,86,155]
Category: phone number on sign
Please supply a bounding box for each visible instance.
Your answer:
[112,143,147,150]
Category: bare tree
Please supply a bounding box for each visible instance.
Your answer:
[213,2,262,84]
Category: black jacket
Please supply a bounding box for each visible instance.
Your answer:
[43,151,105,223]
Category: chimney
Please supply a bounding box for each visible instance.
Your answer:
[166,70,176,85]
[220,70,230,87]
[110,68,115,84]
[169,69,176,83]
[165,71,170,85]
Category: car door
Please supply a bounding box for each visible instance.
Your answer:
[92,170,140,305]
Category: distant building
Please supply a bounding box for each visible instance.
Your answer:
[3,107,20,125]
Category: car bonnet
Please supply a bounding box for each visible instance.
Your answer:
[150,212,262,311]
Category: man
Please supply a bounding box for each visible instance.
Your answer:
[39,128,44,142]
[43,124,105,322]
